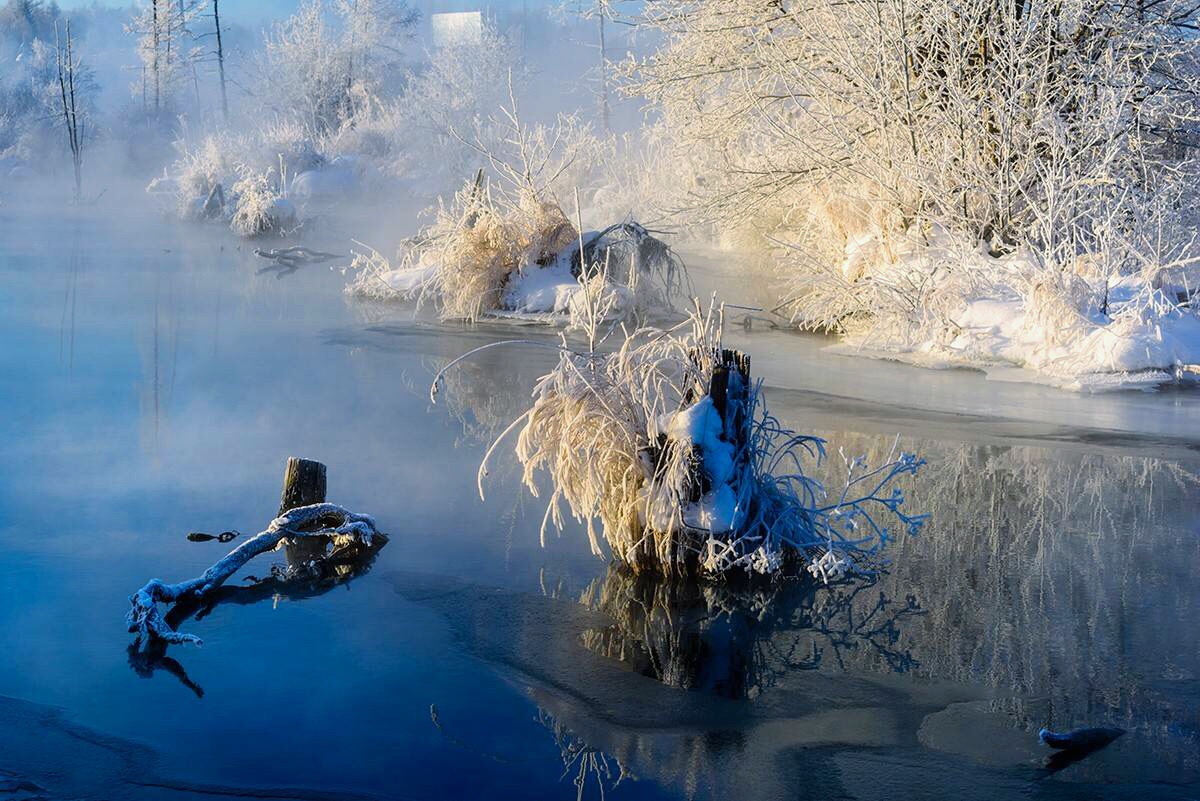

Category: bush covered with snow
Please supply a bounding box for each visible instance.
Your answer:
[440,301,925,578]
[622,0,1200,388]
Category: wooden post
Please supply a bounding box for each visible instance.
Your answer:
[279,457,327,515]
[279,457,328,567]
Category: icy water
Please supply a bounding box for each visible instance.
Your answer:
[1,199,1199,801]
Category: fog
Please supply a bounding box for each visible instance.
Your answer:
[2,2,1200,799]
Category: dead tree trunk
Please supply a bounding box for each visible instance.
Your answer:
[213,0,228,122]
[152,0,161,113]
[279,456,328,514]
[598,10,611,132]
[636,349,752,575]
[685,348,750,501]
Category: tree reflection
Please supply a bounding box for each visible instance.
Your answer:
[420,347,1200,787]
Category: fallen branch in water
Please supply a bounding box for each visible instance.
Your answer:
[127,502,384,647]
[255,246,343,277]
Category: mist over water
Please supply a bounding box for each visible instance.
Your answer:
[3,0,1200,798]
[0,194,1197,800]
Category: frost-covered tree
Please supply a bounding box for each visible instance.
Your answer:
[0,0,62,158]
[0,0,61,45]
[127,0,204,117]
[393,24,527,186]
[620,0,1200,330]
[0,3,96,182]
[257,0,416,135]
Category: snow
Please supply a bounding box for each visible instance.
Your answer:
[500,260,635,321]
[685,484,738,533]
[664,396,739,533]
[829,234,1200,391]
[290,159,359,202]
[937,289,1200,390]
[267,197,298,230]
[501,263,580,313]
[379,264,437,295]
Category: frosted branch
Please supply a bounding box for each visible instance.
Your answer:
[127,503,384,647]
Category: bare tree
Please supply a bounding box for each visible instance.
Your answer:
[53,18,83,201]
[211,0,227,120]
[128,0,202,119]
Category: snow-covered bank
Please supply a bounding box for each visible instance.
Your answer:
[833,288,1200,392]
[776,228,1200,392]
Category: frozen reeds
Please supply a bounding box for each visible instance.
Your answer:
[346,175,687,325]
[435,299,925,578]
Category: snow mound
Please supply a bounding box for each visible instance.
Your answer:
[820,230,1200,391]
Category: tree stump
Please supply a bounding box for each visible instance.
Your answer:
[687,348,751,500]
[279,457,329,565]
[202,182,225,219]
[638,349,753,574]
[279,457,327,515]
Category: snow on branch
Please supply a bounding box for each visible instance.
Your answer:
[127,503,384,647]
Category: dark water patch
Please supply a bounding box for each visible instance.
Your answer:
[387,569,1200,800]
[0,695,384,801]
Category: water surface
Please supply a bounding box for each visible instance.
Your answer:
[1,199,1198,800]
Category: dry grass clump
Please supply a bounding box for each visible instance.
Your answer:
[347,175,687,324]
[346,179,574,318]
[437,300,925,578]
[229,168,296,238]
[435,187,576,320]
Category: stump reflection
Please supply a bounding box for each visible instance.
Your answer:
[577,563,923,699]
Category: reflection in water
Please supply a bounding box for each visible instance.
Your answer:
[59,225,82,372]
[566,437,1200,783]
[416,356,1200,792]
[536,707,628,801]
[578,565,922,699]
[843,435,1200,778]
[138,268,181,456]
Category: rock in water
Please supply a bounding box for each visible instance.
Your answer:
[1038,726,1125,750]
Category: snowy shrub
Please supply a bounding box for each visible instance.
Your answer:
[229,168,295,238]
[255,117,326,176]
[257,0,416,136]
[343,95,683,324]
[396,25,526,189]
[347,176,688,324]
[439,301,926,577]
[164,130,246,217]
[623,0,1200,385]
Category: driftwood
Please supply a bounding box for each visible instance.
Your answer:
[254,246,343,277]
[126,458,386,647]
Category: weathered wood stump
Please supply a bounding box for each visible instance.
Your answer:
[685,348,751,499]
[127,457,383,646]
[279,457,330,565]
[636,349,753,574]
[279,456,327,515]
[202,182,225,219]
